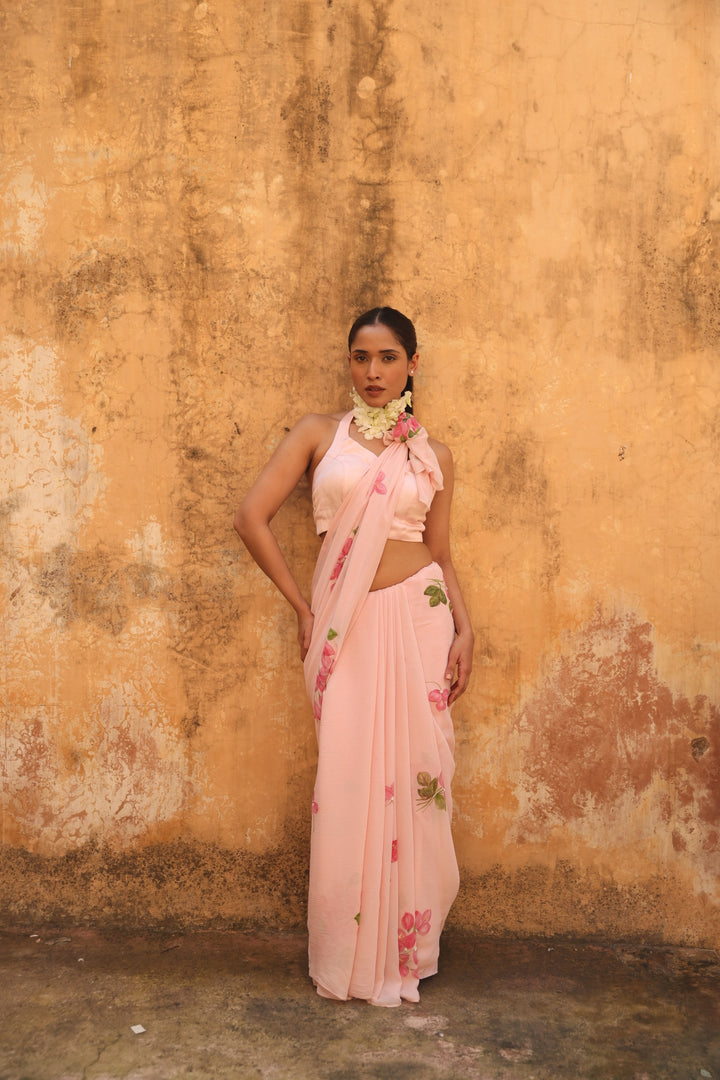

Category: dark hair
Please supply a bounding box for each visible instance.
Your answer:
[348,307,417,405]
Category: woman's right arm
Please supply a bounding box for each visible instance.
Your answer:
[234,413,333,659]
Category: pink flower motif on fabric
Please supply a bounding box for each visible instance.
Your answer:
[390,414,421,442]
[385,783,395,804]
[398,909,431,979]
[320,640,335,671]
[311,795,318,815]
[329,533,355,590]
[428,687,450,711]
[391,839,398,863]
[415,908,432,936]
[372,470,387,495]
[313,631,337,722]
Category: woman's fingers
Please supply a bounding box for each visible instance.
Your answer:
[298,609,314,661]
[446,638,472,704]
[444,640,461,683]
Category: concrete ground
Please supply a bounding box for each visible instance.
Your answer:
[0,929,718,1080]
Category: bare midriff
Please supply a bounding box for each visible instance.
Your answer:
[368,539,433,591]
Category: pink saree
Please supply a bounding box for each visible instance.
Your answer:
[304,416,459,1007]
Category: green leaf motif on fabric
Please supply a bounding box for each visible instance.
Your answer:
[354,912,361,924]
[327,627,338,640]
[424,579,448,608]
[416,771,447,811]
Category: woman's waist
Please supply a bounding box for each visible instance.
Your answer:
[369,540,435,592]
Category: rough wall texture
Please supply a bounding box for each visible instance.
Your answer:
[1,0,719,945]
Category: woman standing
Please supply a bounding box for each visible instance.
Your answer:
[235,307,473,1006]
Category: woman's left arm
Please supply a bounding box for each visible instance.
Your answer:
[423,441,474,705]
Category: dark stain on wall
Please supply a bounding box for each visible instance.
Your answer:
[581,132,718,363]
[692,736,710,762]
[167,341,269,743]
[53,251,155,341]
[341,1,401,313]
[0,492,24,538]
[64,0,107,101]
[683,220,720,350]
[0,834,309,931]
[346,0,394,114]
[634,230,690,359]
[482,430,561,592]
[484,431,548,530]
[281,76,331,167]
[35,543,167,635]
[514,609,719,857]
[453,860,720,947]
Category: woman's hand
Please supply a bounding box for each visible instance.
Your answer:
[297,606,315,661]
[445,630,474,706]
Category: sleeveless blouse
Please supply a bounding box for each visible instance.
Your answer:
[312,413,438,542]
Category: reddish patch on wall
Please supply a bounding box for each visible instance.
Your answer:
[513,610,719,854]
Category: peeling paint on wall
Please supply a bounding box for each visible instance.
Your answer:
[4,686,189,853]
[510,611,719,899]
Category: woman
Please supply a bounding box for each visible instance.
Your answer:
[235,307,473,1007]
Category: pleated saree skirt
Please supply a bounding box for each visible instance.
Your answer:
[308,562,459,1007]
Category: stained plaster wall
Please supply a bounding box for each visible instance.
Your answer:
[1,0,719,946]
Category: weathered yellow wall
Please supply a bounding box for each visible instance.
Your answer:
[2,0,719,944]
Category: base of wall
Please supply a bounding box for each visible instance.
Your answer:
[0,839,308,932]
[451,863,720,950]
[2,841,718,950]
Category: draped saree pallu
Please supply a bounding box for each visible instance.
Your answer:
[304,414,460,1007]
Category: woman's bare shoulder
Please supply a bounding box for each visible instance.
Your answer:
[298,409,346,423]
[427,435,453,470]
[290,411,342,439]
[289,412,346,469]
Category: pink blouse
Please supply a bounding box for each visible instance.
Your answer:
[312,413,439,542]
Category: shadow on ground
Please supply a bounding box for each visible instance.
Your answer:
[0,929,718,1079]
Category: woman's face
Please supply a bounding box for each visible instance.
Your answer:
[348,323,418,409]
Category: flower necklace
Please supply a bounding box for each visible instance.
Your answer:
[351,388,413,441]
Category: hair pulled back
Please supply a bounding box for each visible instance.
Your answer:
[348,307,417,407]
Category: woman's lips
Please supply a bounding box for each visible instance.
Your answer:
[365,386,384,396]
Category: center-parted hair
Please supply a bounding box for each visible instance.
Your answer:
[348,307,417,408]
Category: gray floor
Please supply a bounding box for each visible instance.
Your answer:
[1,928,718,1079]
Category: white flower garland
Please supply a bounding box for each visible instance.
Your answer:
[351,388,413,441]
